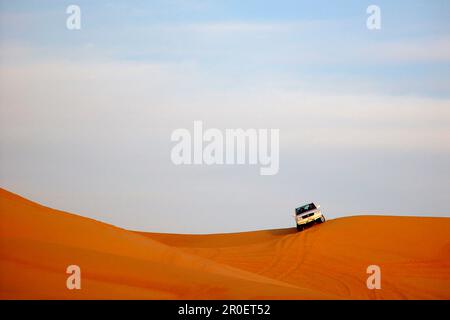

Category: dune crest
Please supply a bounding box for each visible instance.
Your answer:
[1,188,449,299]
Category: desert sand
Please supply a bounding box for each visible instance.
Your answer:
[0,188,449,299]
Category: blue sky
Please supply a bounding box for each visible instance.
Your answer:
[0,1,449,232]
[1,0,449,97]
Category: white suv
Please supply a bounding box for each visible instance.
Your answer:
[294,203,325,231]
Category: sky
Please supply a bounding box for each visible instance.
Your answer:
[0,0,449,233]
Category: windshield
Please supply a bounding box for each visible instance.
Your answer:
[295,203,316,215]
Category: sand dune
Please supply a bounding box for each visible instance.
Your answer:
[1,188,449,299]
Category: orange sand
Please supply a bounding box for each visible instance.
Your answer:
[1,188,449,299]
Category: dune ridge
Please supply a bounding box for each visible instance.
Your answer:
[1,188,449,299]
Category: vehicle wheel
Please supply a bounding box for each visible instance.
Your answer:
[316,216,325,224]
[296,224,304,231]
